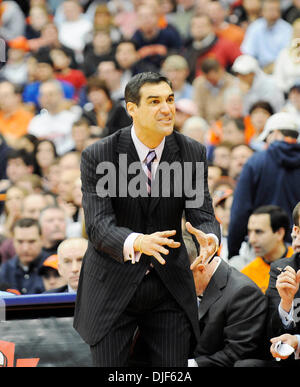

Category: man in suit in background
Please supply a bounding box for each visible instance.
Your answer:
[187,223,267,367]
[74,72,221,367]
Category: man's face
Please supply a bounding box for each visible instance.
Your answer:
[58,243,87,290]
[6,158,32,184]
[248,214,281,258]
[13,226,42,266]
[40,209,66,245]
[115,43,138,69]
[190,16,212,40]
[291,221,300,253]
[127,81,175,144]
[39,83,61,111]
[22,195,47,220]
[203,69,223,86]
[229,145,253,178]
[262,1,280,25]
[98,61,120,89]
[0,82,17,112]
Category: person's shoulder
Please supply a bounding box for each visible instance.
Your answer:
[228,262,265,294]
[270,253,300,272]
[173,130,206,151]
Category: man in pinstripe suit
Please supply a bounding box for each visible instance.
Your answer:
[74,72,221,366]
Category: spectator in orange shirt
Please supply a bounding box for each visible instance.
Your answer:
[0,81,34,147]
[240,205,294,294]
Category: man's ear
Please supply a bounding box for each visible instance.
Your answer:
[195,263,205,273]
[126,101,136,118]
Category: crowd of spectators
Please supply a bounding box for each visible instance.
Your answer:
[0,0,300,366]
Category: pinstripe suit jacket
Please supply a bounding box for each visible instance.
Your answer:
[73,126,221,346]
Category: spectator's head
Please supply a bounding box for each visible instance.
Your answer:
[22,193,48,220]
[34,54,55,82]
[86,77,112,109]
[63,0,83,22]
[0,81,22,114]
[249,100,274,134]
[72,118,91,153]
[50,47,72,72]
[257,112,299,144]
[57,237,88,291]
[40,22,59,45]
[191,252,221,296]
[39,206,66,249]
[71,176,82,208]
[4,185,28,218]
[228,143,254,180]
[6,149,34,184]
[223,88,244,119]
[190,14,214,41]
[232,55,259,89]
[248,205,290,262]
[181,116,209,144]
[292,202,300,252]
[92,30,112,56]
[93,3,113,30]
[39,80,64,114]
[262,0,281,26]
[17,174,43,194]
[58,151,80,171]
[175,99,198,131]
[15,134,38,154]
[161,55,190,91]
[28,5,49,32]
[222,117,246,146]
[7,36,29,63]
[287,82,300,111]
[97,59,123,92]
[57,169,81,202]
[212,142,232,172]
[213,188,233,232]
[38,254,67,291]
[207,0,228,27]
[12,218,43,266]
[207,164,222,194]
[136,4,159,37]
[201,58,225,86]
[34,139,57,174]
[115,40,139,71]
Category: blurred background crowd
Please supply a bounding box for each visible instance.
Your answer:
[0,0,299,297]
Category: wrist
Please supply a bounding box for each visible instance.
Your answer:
[134,234,145,253]
[280,299,293,313]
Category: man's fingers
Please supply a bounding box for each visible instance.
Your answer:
[152,251,166,265]
[156,230,176,237]
[154,244,169,256]
[186,222,209,246]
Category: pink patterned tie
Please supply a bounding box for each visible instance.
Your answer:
[146,150,156,195]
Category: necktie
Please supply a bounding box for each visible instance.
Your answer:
[146,150,156,195]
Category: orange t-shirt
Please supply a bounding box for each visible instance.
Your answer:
[0,108,33,139]
[241,246,294,294]
[216,24,245,47]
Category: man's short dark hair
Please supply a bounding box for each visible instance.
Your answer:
[201,58,222,74]
[293,202,300,226]
[279,129,299,139]
[12,218,41,235]
[124,72,172,105]
[86,77,111,100]
[249,100,274,116]
[252,205,290,236]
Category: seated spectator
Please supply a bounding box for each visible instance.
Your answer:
[50,47,87,101]
[115,40,157,85]
[27,80,81,155]
[57,0,93,61]
[192,58,238,125]
[241,0,293,73]
[0,81,34,148]
[5,149,34,187]
[66,176,84,238]
[237,206,294,293]
[93,3,123,45]
[58,151,80,171]
[39,254,67,292]
[97,59,127,104]
[15,133,38,154]
[22,53,75,112]
[25,4,50,40]
[207,164,223,195]
[227,144,254,181]
[273,18,300,95]
[207,0,245,46]
[22,193,48,220]
[16,174,43,196]
[180,116,209,145]
[82,77,131,136]
[212,142,232,174]
[39,206,67,257]
[0,36,30,86]
[0,185,28,238]
[0,218,48,294]
[227,112,300,259]
[165,0,194,39]
[247,101,274,151]
[0,0,25,41]
[222,117,247,148]
[229,0,262,30]
[82,30,115,78]
[183,13,241,81]
[71,118,91,153]
[45,237,88,293]
[161,54,194,101]
[232,54,285,115]
[235,202,300,367]
[131,3,182,72]
[185,222,267,367]
[33,139,58,187]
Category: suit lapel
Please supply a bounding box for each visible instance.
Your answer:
[198,260,229,321]
[148,132,181,215]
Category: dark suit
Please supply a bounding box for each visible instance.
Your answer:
[195,259,267,367]
[266,253,300,339]
[73,126,221,365]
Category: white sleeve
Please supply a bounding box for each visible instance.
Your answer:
[123,233,142,263]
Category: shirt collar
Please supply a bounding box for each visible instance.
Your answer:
[131,125,165,163]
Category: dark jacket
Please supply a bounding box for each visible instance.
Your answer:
[228,141,300,258]
[195,259,267,366]
[0,252,48,294]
